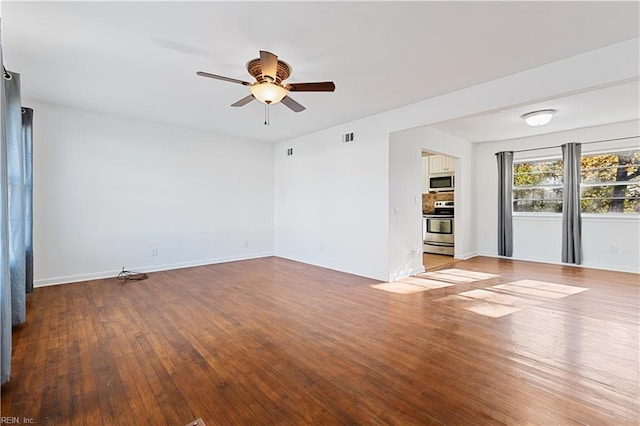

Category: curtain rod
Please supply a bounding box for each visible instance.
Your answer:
[504,135,639,154]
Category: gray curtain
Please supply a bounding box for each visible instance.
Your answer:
[496,151,514,257]
[1,31,12,384]
[2,26,32,382]
[23,107,34,294]
[4,70,26,326]
[561,142,582,264]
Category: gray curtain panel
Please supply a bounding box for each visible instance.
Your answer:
[496,151,514,257]
[1,41,31,382]
[4,70,26,326]
[23,107,33,294]
[0,32,12,385]
[561,142,582,264]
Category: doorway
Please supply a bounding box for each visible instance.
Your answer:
[422,151,455,271]
[422,252,457,271]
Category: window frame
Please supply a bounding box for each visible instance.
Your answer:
[512,148,640,216]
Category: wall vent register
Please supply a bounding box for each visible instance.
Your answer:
[342,132,355,143]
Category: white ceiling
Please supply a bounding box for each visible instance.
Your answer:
[2,1,639,143]
[432,79,640,143]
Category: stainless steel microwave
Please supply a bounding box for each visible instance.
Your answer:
[428,174,454,192]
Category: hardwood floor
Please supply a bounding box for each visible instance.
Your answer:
[423,252,456,270]
[2,256,639,425]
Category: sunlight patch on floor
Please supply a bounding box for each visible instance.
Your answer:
[418,269,499,283]
[371,276,455,294]
[398,276,456,289]
[372,268,499,294]
[371,282,429,294]
[458,289,542,307]
[498,279,588,296]
[435,279,589,318]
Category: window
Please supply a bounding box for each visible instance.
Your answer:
[580,150,639,213]
[513,149,640,214]
[513,159,563,213]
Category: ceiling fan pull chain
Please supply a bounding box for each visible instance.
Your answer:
[264,103,270,126]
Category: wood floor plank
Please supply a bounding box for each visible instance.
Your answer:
[2,256,638,424]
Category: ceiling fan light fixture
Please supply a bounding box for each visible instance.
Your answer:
[251,82,288,105]
[521,109,556,127]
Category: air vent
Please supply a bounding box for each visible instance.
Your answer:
[342,132,355,143]
[286,148,293,156]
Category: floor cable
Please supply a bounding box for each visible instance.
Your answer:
[117,268,149,281]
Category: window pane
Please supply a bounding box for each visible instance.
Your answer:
[581,151,640,184]
[513,199,562,213]
[513,188,562,201]
[513,160,564,213]
[581,183,640,213]
[514,160,563,187]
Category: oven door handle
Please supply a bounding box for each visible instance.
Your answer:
[424,241,454,247]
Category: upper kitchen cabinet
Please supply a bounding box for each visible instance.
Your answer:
[429,155,454,174]
[422,156,430,193]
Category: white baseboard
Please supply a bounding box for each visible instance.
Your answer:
[34,252,275,287]
[456,251,479,260]
[388,265,426,283]
[476,251,640,274]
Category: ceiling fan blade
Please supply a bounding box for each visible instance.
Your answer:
[281,96,306,113]
[231,95,255,107]
[196,71,251,86]
[260,50,278,82]
[286,81,335,92]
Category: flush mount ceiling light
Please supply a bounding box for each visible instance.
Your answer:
[521,109,556,127]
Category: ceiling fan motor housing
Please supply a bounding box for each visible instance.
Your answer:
[246,58,292,84]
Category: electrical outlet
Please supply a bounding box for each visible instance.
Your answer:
[610,245,618,254]
[151,248,158,256]
[243,240,249,248]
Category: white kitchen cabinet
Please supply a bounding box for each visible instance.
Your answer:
[429,155,454,174]
[422,157,430,193]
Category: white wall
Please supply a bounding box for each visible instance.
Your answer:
[475,120,640,273]
[31,100,274,286]
[27,38,639,285]
[274,121,390,280]
[275,38,638,282]
[389,127,475,281]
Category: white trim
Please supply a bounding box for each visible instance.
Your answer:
[388,265,426,283]
[513,213,561,221]
[513,213,639,221]
[476,251,640,274]
[34,252,275,287]
[457,251,479,260]
[582,144,640,156]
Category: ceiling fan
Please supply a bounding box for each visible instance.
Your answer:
[196,50,335,115]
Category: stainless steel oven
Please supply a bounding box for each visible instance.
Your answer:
[423,201,454,256]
